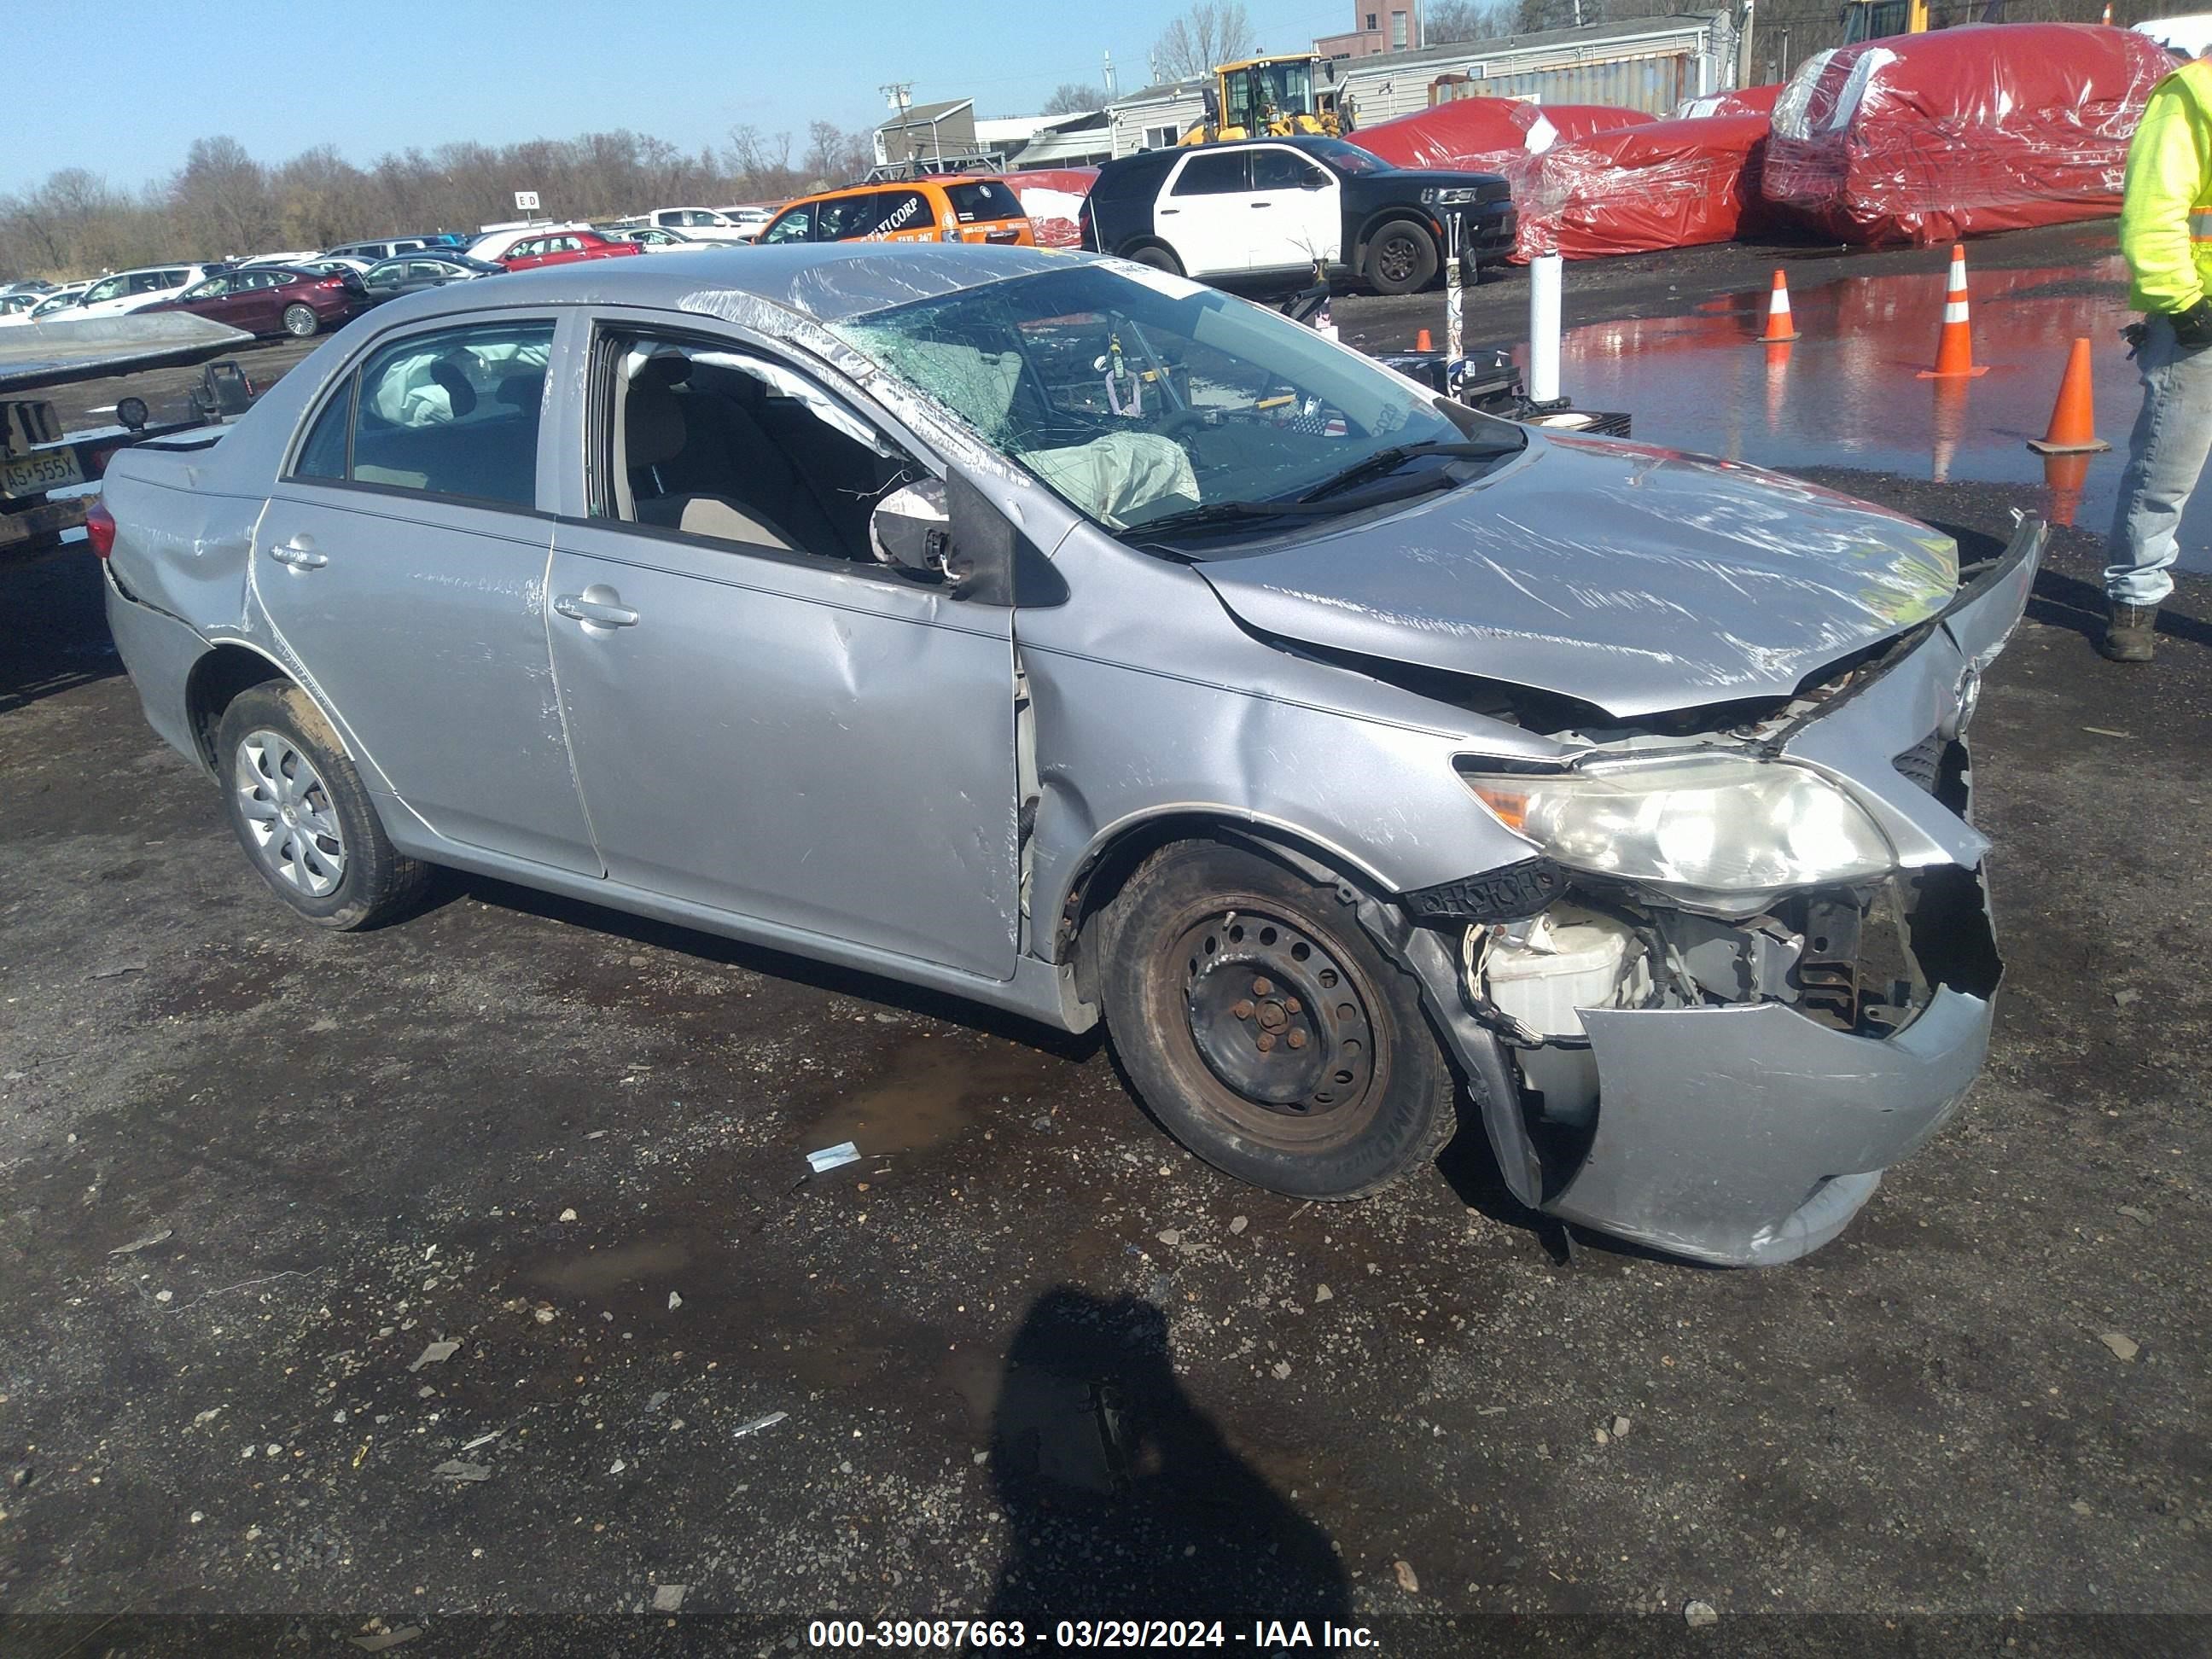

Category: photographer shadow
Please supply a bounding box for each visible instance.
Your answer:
[986,1286,1351,1629]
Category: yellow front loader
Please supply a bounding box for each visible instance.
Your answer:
[1179,55,1353,146]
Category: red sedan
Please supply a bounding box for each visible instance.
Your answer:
[498,230,643,271]
[143,265,366,338]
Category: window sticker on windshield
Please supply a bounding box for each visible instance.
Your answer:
[1097,259,1209,301]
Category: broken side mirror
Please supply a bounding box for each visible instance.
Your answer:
[870,478,952,577]
[869,473,1025,606]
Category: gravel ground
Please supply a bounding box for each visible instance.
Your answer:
[0,225,2206,1657]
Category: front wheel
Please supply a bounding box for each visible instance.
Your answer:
[216,683,427,930]
[1100,842,1454,1199]
[1121,242,1185,276]
[282,304,319,338]
[1362,218,1439,295]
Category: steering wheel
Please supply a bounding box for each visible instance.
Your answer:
[1156,406,1209,442]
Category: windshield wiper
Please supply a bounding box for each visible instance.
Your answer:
[1296,439,1512,503]
[1123,468,1470,544]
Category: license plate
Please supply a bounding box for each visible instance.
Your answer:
[0,446,84,500]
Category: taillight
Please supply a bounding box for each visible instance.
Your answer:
[317,275,345,289]
[84,497,117,559]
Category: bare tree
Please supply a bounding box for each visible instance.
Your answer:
[1041,82,1106,115]
[1424,0,1519,43]
[1151,1,1258,80]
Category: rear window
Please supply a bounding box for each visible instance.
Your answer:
[945,182,1023,224]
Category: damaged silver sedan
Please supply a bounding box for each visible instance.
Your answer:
[95,245,2041,1265]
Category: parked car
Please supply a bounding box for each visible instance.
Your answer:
[495,230,644,271]
[237,250,323,269]
[1081,136,1514,295]
[718,206,777,241]
[15,282,91,323]
[324,235,462,264]
[0,291,47,323]
[360,253,507,301]
[759,178,1032,247]
[620,207,757,245]
[465,224,591,265]
[0,278,56,297]
[94,246,2040,1266]
[68,265,211,320]
[598,225,701,254]
[141,265,366,338]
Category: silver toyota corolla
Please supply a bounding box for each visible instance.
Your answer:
[95,245,2043,1265]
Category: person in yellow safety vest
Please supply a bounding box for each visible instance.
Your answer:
[2106,52,2212,661]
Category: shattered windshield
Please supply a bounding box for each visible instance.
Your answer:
[831,263,1519,535]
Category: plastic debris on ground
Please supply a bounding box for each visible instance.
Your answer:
[653,1584,688,1612]
[1513,111,1775,260]
[406,1340,460,1373]
[1761,23,2173,247]
[1356,96,1653,177]
[731,1411,789,1440]
[805,1141,861,1174]
[430,1459,491,1481]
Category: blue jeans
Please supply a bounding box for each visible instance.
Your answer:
[2107,312,2212,607]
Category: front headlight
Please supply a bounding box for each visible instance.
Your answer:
[1420,186,1481,207]
[1462,752,1895,904]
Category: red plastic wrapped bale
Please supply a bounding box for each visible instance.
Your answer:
[1672,83,1782,120]
[1760,23,2174,247]
[1514,111,1773,259]
[1355,97,1653,177]
[978,170,1097,248]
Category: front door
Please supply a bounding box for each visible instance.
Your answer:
[1159,148,1256,276]
[544,326,1022,978]
[1248,146,1342,272]
[253,313,600,874]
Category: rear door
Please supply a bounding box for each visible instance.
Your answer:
[1158,148,1255,276]
[542,316,1022,977]
[1248,146,1341,272]
[252,313,599,873]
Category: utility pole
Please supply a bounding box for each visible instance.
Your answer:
[1103,49,1117,99]
[879,82,913,168]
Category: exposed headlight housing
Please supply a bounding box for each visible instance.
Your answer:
[1461,752,1895,910]
[1420,186,1481,207]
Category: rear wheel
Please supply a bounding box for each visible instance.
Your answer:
[1100,842,1453,1199]
[282,304,319,338]
[1122,242,1185,276]
[216,684,427,930]
[1362,218,1438,295]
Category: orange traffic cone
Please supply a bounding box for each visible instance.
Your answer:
[1416,328,1433,352]
[1918,246,1988,379]
[1756,269,1800,342]
[2041,451,2092,528]
[2026,336,2110,454]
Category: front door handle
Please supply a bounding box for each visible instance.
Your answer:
[268,538,326,569]
[1249,201,1273,208]
[554,585,640,629]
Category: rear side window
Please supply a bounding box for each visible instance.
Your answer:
[946,182,1022,223]
[296,320,556,509]
[1172,152,1250,195]
[870,190,932,236]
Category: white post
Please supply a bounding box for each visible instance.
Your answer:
[1444,217,1464,360]
[1528,252,1563,406]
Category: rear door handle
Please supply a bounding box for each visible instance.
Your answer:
[1250,201,1273,208]
[268,538,326,569]
[554,586,639,629]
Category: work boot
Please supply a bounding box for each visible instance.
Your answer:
[2100,602,2160,662]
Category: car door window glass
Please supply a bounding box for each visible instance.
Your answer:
[1252,149,1327,191]
[342,320,556,506]
[596,329,917,564]
[870,190,931,237]
[1171,153,1251,195]
[761,205,813,244]
[292,372,355,480]
[814,194,884,241]
[183,276,230,300]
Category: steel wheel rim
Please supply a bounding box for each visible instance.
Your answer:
[1173,905,1382,1147]
[1378,235,1419,285]
[235,729,346,897]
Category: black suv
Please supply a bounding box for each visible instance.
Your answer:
[1079,135,1514,296]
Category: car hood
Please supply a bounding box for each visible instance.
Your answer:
[1196,433,1959,720]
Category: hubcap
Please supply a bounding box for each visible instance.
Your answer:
[235,730,346,897]
[1179,910,1375,1116]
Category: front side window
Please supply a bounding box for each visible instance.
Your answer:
[1172,152,1249,195]
[761,204,813,244]
[833,264,1518,536]
[1252,148,1327,190]
[182,276,232,300]
[84,276,126,304]
[593,329,918,563]
[297,319,556,508]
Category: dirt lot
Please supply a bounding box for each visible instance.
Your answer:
[2,231,2208,1656]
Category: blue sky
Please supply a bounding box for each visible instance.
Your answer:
[5,0,1361,193]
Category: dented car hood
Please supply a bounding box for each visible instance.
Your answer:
[1196,432,1960,719]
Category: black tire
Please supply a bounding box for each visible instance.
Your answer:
[1122,241,1185,276]
[282,304,319,338]
[1362,218,1439,296]
[215,683,428,930]
[1099,841,1453,1199]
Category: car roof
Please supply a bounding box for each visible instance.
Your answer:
[371,242,1085,326]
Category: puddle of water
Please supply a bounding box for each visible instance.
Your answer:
[1531,254,2208,570]
[804,1033,1061,1158]
[531,1237,693,1297]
